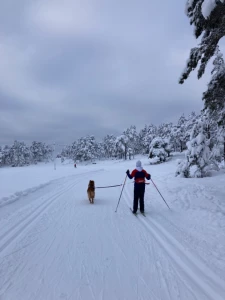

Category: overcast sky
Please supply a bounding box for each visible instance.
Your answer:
[0,0,220,145]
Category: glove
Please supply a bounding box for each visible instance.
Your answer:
[126,169,130,175]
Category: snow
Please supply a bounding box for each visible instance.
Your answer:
[201,0,217,19]
[0,153,225,300]
[185,0,195,14]
[0,159,103,208]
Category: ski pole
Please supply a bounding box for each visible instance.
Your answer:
[151,179,171,210]
[96,184,122,189]
[115,175,127,212]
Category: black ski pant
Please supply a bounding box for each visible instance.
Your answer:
[133,183,145,212]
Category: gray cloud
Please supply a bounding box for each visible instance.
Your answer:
[0,0,222,146]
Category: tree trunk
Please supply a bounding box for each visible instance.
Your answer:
[124,144,127,160]
[206,124,210,140]
[224,137,225,160]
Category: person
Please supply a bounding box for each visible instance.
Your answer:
[126,160,151,214]
[74,163,76,168]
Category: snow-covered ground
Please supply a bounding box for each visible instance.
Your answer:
[0,153,225,300]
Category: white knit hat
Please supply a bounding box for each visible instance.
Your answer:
[136,160,143,171]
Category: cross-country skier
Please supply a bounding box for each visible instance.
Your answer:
[126,160,151,214]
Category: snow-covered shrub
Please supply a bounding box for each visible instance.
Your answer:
[149,137,168,164]
[175,159,189,178]
[218,160,225,169]
[164,138,172,157]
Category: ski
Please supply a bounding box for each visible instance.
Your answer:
[129,208,146,217]
[130,207,137,216]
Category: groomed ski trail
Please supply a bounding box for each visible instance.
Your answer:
[124,182,225,300]
[0,166,224,300]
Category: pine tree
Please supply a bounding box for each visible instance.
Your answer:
[158,123,173,139]
[0,146,3,166]
[202,47,225,161]
[115,135,129,160]
[149,137,168,164]
[176,114,187,152]
[103,135,116,158]
[2,145,11,165]
[123,125,138,159]
[176,121,210,177]
[74,136,97,162]
[203,47,225,125]
[179,0,225,83]
[138,124,157,154]
[184,112,200,142]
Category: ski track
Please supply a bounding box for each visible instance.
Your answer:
[0,164,225,300]
[0,170,103,257]
[144,176,225,279]
[124,184,225,300]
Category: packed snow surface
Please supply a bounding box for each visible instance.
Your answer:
[0,154,225,300]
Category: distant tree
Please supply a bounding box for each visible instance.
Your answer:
[103,135,116,158]
[158,122,173,139]
[176,114,187,152]
[138,124,157,154]
[123,125,138,158]
[115,135,129,160]
[0,146,3,166]
[75,136,97,162]
[149,137,168,164]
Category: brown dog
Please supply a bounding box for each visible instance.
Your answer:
[87,180,95,204]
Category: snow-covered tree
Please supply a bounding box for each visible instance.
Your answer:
[164,138,173,158]
[123,125,138,158]
[184,112,200,142]
[8,141,30,167]
[61,145,73,160]
[202,47,225,160]
[71,141,78,161]
[114,135,129,159]
[30,142,43,163]
[74,135,97,162]
[103,135,116,158]
[138,124,157,154]
[158,122,173,139]
[1,145,11,166]
[29,141,53,164]
[0,146,3,166]
[180,0,225,83]
[149,137,168,164]
[175,114,187,151]
[176,121,210,177]
[94,142,105,160]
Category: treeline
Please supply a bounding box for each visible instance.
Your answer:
[0,141,54,167]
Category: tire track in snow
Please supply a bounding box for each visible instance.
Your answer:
[0,169,103,257]
[123,185,225,300]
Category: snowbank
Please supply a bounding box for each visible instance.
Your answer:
[0,159,100,207]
